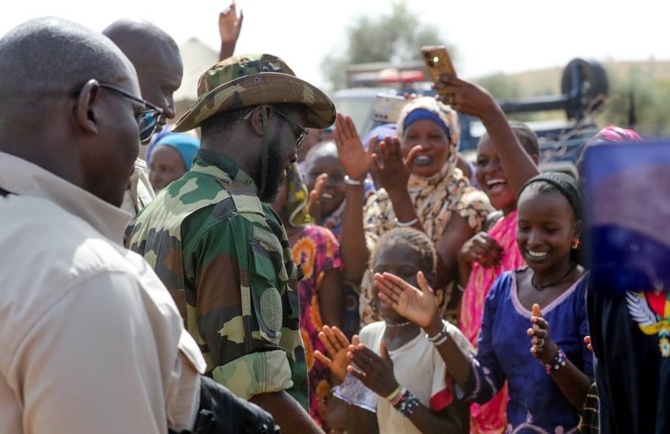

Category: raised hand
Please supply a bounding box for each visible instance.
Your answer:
[434,75,499,121]
[218,1,244,60]
[458,231,503,268]
[315,325,359,382]
[333,113,374,181]
[374,271,439,328]
[306,173,328,223]
[373,137,413,194]
[347,340,399,397]
[528,303,558,364]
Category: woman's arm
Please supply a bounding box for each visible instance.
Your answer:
[437,76,540,196]
[434,214,476,297]
[334,113,374,283]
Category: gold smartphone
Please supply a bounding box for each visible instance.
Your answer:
[420,45,456,95]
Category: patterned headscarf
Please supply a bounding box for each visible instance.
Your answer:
[586,125,641,145]
[282,162,314,227]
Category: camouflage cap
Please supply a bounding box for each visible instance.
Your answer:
[173,53,336,132]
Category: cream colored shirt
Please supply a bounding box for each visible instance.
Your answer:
[0,152,205,434]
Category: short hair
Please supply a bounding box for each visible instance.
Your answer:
[200,107,249,140]
[371,227,437,279]
[200,103,305,146]
[102,18,179,56]
[0,17,132,135]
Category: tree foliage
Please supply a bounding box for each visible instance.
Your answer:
[596,66,670,137]
[321,2,448,91]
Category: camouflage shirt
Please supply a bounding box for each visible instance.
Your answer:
[126,149,308,409]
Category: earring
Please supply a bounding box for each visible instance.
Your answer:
[571,239,581,250]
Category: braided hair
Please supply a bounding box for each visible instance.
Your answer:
[371,227,437,282]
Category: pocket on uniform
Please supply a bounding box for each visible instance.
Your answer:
[248,236,285,345]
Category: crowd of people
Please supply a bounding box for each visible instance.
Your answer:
[0,3,668,434]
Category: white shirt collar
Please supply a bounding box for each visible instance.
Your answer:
[0,152,131,244]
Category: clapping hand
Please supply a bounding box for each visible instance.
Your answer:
[333,113,375,182]
[372,137,416,194]
[374,271,439,329]
[528,304,558,364]
[315,325,360,382]
[347,341,399,398]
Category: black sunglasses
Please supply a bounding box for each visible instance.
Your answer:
[244,105,309,149]
[98,83,164,144]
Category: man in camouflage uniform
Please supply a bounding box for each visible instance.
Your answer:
[126,54,335,432]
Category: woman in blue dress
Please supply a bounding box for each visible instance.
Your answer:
[375,172,593,434]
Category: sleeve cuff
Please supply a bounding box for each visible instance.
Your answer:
[211,350,293,399]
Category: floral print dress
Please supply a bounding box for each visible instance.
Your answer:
[292,224,343,429]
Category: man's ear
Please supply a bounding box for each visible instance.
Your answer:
[75,79,101,136]
[248,105,272,136]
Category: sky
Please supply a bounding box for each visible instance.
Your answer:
[1,0,668,93]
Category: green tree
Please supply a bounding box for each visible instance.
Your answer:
[321,2,448,91]
[597,65,670,136]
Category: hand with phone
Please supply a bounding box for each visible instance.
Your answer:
[435,76,503,122]
[421,45,457,102]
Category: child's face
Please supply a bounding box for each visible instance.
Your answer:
[372,244,425,322]
[516,189,580,273]
[475,135,517,214]
[303,154,347,217]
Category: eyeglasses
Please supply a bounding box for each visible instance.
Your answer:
[244,105,309,149]
[98,83,164,144]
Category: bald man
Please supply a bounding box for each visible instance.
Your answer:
[0,17,205,433]
[103,18,184,215]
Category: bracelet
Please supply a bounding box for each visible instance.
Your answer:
[395,217,418,227]
[344,176,363,186]
[432,334,449,346]
[426,323,449,346]
[385,385,402,402]
[389,389,405,407]
[393,388,420,417]
[545,347,568,374]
